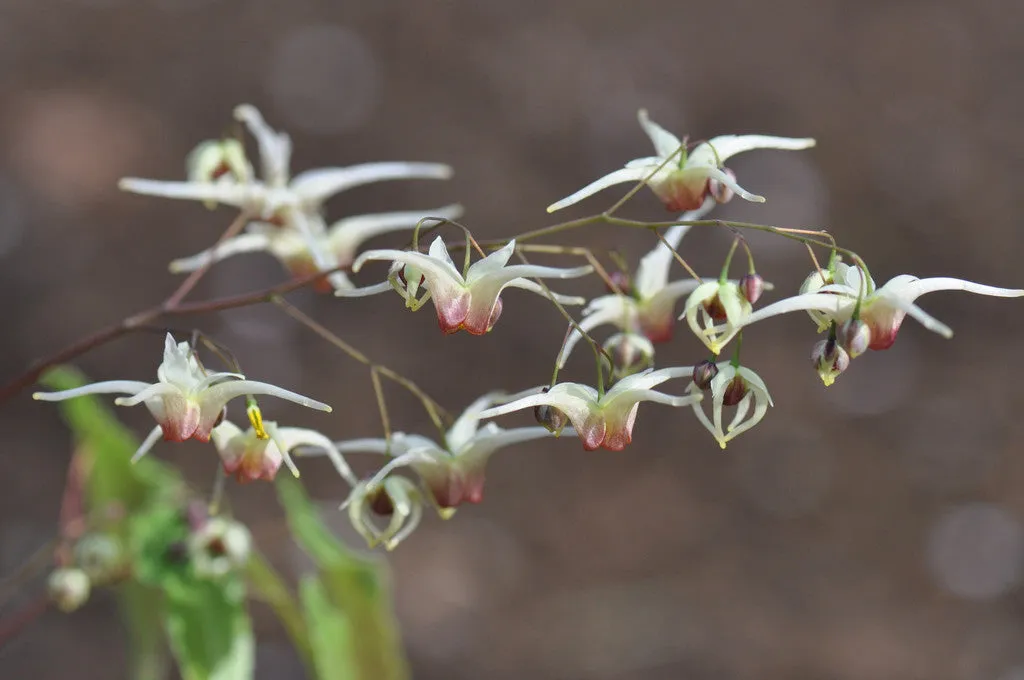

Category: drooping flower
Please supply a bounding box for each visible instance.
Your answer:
[810,336,850,387]
[346,237,592,334]
[682,279,753,354]
[478,367,702,451]
[210,420,356,484]
[557,201,713,367]
[188,517,252,579]
[167,204,464,293]
[33,334,331,459]
[344,476,424,551]
[120,104,453,223]
[325,392,555,513]
[687,363,772,448]
[742,262,1024,350]
[547,109,816,213]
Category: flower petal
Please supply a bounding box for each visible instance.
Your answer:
[546,166,652,213]
[557,295,635,369]
[503,279,587,306]
[688,135,816,167]
[637,109,684,159]
[234,104,292,187]
[33,380,153,402]
[118,178,251,208]
[277,427,357,486]
[131,425,165,463]
[740,293,857,328]
[168,233,274,274]
[290,162,453,209]
[327,204,465,265]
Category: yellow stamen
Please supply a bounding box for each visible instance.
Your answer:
[247,403,268,440]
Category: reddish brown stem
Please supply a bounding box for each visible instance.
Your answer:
[0,595,49,649]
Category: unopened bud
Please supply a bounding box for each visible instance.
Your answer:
[811,338,850,387]
[838,318,871,358]
[605,271,632,296]
[603,333,654,379]
[189,517,252,579]
[707,168,737,204]
[738,273,764,304]
[48,568,91,613]
[73,534,125,583]
[722,375,749,406]
[692,360,719,390]
[534,388,569,434]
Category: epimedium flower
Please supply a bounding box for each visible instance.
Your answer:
[344,236,592,335]
[33,334,331,460]
[546,109,816,213]
[167,204,464,294]
[477,367,702,451]
[327,391,556,512]
[344,476,424,551]
[742,261,1024,351]
[120,104,454,224]
[687,362,772,449]
[682,278,755,354]
[556,200,713,368]
[209,419,356,485]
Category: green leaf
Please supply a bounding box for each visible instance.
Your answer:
[275,475,409,680]
[38,366,183,511]
[117,581,172,680]
[246,551,314,674]
[299,576,359,680]
[164,580,254,680]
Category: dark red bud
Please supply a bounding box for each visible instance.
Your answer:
[692,360,719,390]
[722,375,749,406]
[534,388,569,433]
[738,273,764,305]
[838,318,871,358]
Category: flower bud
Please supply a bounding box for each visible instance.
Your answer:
[605,271,632,296]
[185,139,252,208]
[722,375,749,406]
[811,338,850,387]
[189,517,252,579]
[73,534,126,583]
[692,360,719,391]
[48,568,91,613]
[603,333,654,379]
[838,318,871,358]
[738,273,764,305]
[707,167,737,204]
[534,388,569,434]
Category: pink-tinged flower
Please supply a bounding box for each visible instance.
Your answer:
[210,420,356,485]
[682,278,761,354]
[557,201,713,367]
[168,204,463,294]
[546,109,815,213]
[687,363,772,449]
[328,392,555,513]
[33,334,330,459]
[347,237,592,335]
[477,367,702,451]
[742,262,1024,350]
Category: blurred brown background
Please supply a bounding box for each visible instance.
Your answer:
[2,0,1024,678]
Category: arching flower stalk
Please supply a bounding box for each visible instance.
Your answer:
[478,367,702,451]
[345,237,592,334]
[547,109,815,213]
[33,334,331,460]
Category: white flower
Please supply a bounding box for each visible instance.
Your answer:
[313,392,555,549]
[547,109,815,213]
[478,367,702,451]
[188,517,252,579]
[120,105,454,285]
[325,392,555,511]
[121,104,453,222]
[33,334,331,460]
[557,200,712,368]
[346,237,593,335]
[743,262,1024,350]
[682,279,752,354]
[167,204,464,294]
[688,363,772,449]
[210,420,356,484]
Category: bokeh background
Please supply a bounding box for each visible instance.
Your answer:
[2,0,1024,678]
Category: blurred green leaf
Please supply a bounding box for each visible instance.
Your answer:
[164,579,254,680]
[299,575,358,680]
[40,366,183,680]
[39,366,183,511]
[246,551,314,674]
[276,475,408,680]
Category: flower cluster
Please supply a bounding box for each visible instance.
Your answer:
[31,105,1023,550]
